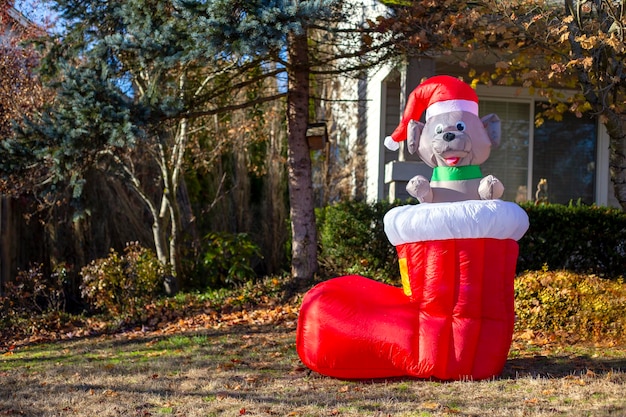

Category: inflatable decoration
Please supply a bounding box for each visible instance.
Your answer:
[296,75,529,380]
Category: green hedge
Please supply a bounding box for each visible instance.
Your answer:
[518,202,626,278]
[317,200,626,280]
[316,200,405,283]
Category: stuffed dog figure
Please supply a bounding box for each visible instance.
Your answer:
[385,75,504,203]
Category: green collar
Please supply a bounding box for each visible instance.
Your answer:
[431,165,482,182]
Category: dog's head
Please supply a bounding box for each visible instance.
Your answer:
[407,110,501,168]
[385,75,502,168]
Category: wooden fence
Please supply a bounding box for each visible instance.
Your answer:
[0,196,47,293]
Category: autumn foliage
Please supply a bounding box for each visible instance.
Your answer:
[80,243,167,320]
[0,4,50,139]
[515,268,626,343]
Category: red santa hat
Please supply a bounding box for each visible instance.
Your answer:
[387,75,479,145]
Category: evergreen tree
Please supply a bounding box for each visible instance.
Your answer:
[1,0,278,292]
[1,0,396,285]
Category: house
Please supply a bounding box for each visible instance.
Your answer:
[323,1,618,208]
[362,57,617,207]
[1,6,30,38]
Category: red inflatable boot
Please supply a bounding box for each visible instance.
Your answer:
[296,200,529,380]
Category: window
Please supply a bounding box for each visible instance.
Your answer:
[532,108,596,205]
[480,100,597,205]
[479,101,530,202]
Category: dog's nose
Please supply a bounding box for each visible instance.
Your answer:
[443,132,456,142]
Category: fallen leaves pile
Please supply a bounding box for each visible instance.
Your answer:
[1,275,624,358]
[0,285,301,353]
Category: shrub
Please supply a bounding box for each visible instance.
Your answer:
[517,202,626,278]
[316,200,405,283]
[0,263,73,337]
[515,268,626,342]
[80,242,166,319]
[1,263,67,315]
[198,232,262,288]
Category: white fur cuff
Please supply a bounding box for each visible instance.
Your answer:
[383,200,529,245]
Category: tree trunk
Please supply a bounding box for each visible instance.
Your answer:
[605,113,626,210]
[287,30,318,281]
[564,3,626,211]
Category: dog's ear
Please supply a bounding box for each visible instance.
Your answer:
[407,119,425,155]
[481,113,501,148]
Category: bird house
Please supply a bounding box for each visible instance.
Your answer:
[306,122,328,151]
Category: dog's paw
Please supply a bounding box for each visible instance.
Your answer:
[479,175,504,200]
[406,175,433,203]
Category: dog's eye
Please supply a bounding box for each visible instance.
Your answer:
[456,121,466,131]
[435,124,444,134]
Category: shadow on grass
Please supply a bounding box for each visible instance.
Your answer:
[502,354,626,379]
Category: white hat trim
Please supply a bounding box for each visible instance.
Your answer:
[425,99,479,120]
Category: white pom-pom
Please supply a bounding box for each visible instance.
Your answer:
[384,136,399,151]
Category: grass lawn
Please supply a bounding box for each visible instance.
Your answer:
[1,315,625,417]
